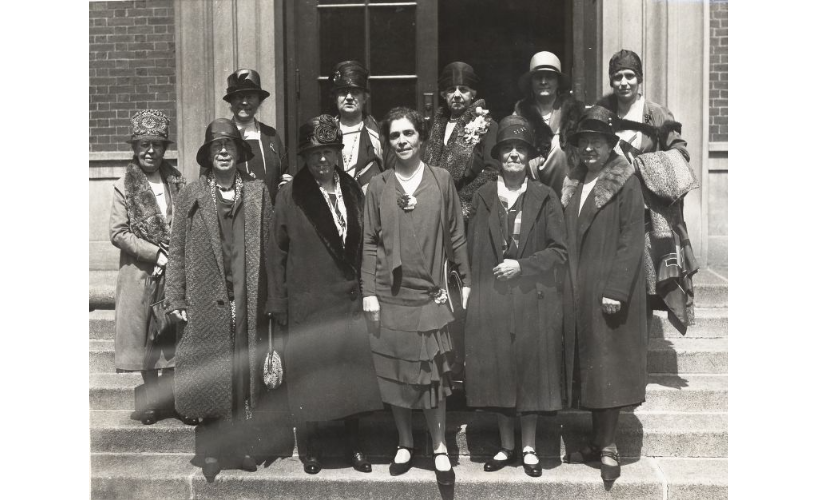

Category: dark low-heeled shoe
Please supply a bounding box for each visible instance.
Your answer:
[176,412,199,426]
[140,410,157,426]
[351,451,372,473]
[303,455,321,475]
[389,446,414,476]
[484,447,515,472]
[202,458,220,483]
[433,452,455,486]
[563,443,601,463]
[522,450,542,477]
[600,449,621,481]
[240,455,257,472]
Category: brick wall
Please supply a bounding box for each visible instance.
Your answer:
[709,0,728,142]
[89,0,176,153]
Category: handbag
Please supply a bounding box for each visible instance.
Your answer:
[263,320,284,390]
[144,270,175,367]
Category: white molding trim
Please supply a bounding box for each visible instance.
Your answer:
[709,142,728,153]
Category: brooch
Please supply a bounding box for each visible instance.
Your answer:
[397,194,417,211]
[429,286,448,305]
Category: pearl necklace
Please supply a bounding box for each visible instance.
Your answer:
[395,163,422,182]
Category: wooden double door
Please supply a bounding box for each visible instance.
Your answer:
[284,0,596,157]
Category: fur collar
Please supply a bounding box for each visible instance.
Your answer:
[292,166,364,276]
[514,95,584,154]
[596,94,682,144]
[561,153,634,210]
[123,160,185,249]
[423,99,491,182]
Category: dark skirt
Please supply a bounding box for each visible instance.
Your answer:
[369,301,454,409]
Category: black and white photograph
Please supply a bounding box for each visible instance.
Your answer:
[79,0,739,497]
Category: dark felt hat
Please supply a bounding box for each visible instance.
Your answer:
[438,62,479,91]
[567,106,620,147]
[331,60,370,92]
[518,51,570,95]
[608,49,643,81]
[297,115,344,155]
[490,115,537,159]
[222,68,271,102]
[126,109,173,144]
[195,118,254,168]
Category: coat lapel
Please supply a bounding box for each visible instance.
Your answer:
[517,183,546,256]
[194,179,226,281]
[575,154,635,244]
[478,184,504,261]
[292,167,351,274]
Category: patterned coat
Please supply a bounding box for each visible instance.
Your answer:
[164,173,274,419]
[422,99,499,220]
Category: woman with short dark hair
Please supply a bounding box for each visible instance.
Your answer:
[362,107,470,486]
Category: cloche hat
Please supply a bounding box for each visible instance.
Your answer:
[195,118,254,168]
[608,49,643,81]
[297,115,343,155]
[223,68,271,102]
[331,60,370,93]
[518,51,570,95]
[438,62,479,91]
[567,106,620,147]
[491,115,538,159]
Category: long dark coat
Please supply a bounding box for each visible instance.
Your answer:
[164,173,273,420]
[465,180,567,412]
[562,153,648,409]
[270,167,383,422]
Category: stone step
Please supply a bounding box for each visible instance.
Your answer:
[91,453,727,500]
[650,308,727,339]
[90,270,117,310]
[90,337,728,375]
[90,410,727,459]
[88,307,727,341]
[647,338,728,374]
[691,268,728,308]
[89,268,728,310]
[89,373,727,413]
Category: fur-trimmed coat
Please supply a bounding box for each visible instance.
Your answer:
[422,99,499,219]
[270,167,383,422]
[597,94,697,331]
[164,173,274,420]
[513,95,584,199]
[562,153,648,409]
[465,180,567,412]
[110,160,185,371]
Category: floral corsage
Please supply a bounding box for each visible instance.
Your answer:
[461,107,491,145]
[397,194,418,211]
[429,286,448,305]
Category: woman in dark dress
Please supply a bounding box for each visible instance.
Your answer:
[270,115,383,475]
[362,107,471,486]
[465,115,567,478]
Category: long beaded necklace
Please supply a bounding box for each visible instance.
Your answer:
[341,122,364,172]
[207,170,243,207]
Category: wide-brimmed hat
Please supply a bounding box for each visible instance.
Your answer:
[195,118,254,168]
[331,60,370,93]
[608,49,643,81]
[490,115,537,159]
[297,115,343,155]
[518,51,570,95]
[126,109,173,144]
[438,62,479,92]
[222,69,271,102]
[567,106,620,147]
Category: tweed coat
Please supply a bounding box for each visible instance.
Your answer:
[464,180,567,412]
[269,166,383,422]
[561,153,648,409]
[110,160,185,371]
[164,172,274,420]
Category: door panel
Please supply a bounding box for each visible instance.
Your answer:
[286,0,437,163]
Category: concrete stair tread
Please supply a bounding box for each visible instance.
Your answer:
[89,372,726,395]
[648,337,727,352]
[91,409,726,432]
[91,453,727,499]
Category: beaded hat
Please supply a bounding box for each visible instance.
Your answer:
[491,116,538,159]
[195,118,254,168]
[331,60,370,93]
[223,68,271,102]
[297,115,344,155]
[567,106,620,147]
[126,109,173,144]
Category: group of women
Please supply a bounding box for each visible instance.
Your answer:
[110,48,692,485]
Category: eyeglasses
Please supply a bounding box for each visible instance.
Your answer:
[136,141,167,151]
[577,137,609,149]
